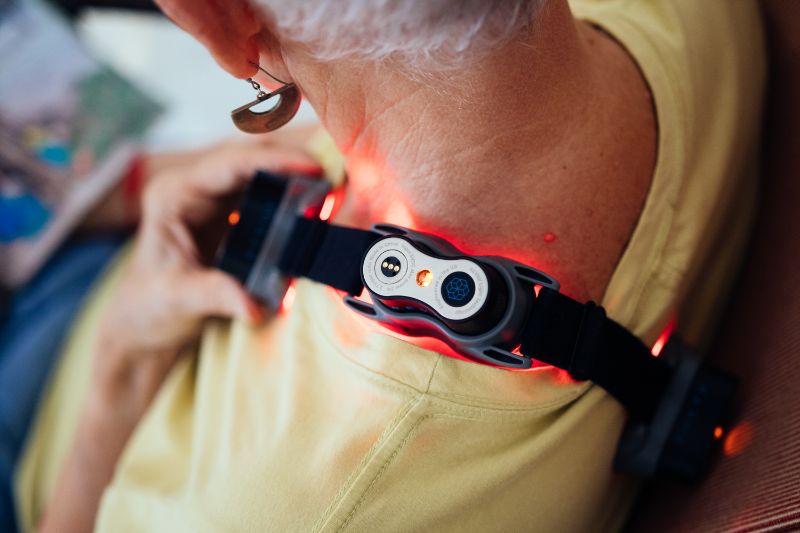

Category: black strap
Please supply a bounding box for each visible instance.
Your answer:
[520,287,671,421]
[278,217,380,295]
[278,217,672,420]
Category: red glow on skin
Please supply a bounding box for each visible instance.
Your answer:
[350,157,560,282]
[347,158,382,196]
[384,201,415,228]
[228,211,240,225]
[543,232,556,243]
[651,319,676,357]
[280,285,296,314]
[723,421,754,457]
[319,193,336,221]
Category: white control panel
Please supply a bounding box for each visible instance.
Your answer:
[362,237,489,321]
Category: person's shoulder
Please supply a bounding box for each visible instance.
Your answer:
[579,0,767,343]
[570,0,766,168]
[568,0,765,96]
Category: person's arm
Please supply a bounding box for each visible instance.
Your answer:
[37,137,321,533]
[37,341,173,533]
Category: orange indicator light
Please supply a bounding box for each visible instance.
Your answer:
[713,426,724,440]
[416,269,433,287]
[228,211,241,225]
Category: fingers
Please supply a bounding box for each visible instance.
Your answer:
[197,143,321,196]
[142,142,322,226]
[178,269,263,323]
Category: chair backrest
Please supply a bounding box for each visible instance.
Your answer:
[628,1,800,531]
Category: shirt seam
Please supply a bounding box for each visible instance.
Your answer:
[311,393,424,533]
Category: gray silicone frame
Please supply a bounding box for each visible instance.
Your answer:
[344,224,561,369]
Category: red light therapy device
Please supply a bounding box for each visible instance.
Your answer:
[216,171,738,482]
[346,227,558,368]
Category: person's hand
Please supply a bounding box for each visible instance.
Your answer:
[94,139,320,412]
[39,138,321,533]
[80,125,321,231]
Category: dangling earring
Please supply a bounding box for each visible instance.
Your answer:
[231,65,301,134]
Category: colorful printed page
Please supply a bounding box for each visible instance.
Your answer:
[0,0,162,287]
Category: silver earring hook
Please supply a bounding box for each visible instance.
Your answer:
[248,61,291,86]
[247,77,268,99]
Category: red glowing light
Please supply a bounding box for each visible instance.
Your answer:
[543,232,556,243]
[713,426,724,440]
[347,158,382,195]
[384,201,415,228]
[723,421,754,457]
[281,285,296,314]
[319,193,336,221]
[651,319,676,357]
[228,211,241,225]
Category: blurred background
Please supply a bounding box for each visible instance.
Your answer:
[70,1,319,151]
[0,0,319,289]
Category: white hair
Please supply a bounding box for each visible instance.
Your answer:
[250,0,545,71]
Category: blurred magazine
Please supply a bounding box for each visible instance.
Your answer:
[0,0,162,287]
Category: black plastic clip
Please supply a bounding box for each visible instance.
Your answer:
[614,337,738,482]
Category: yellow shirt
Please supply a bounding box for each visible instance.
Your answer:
[16,1,765,531]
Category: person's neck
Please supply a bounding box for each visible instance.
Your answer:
[295,1,655,301]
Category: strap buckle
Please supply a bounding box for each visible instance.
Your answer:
[614,337,738,481]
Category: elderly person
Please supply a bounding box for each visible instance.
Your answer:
[13,0,763,531]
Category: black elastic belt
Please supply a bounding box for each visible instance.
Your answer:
[279,217,380,295]
[521,287,670,420]
[279,216,670,421]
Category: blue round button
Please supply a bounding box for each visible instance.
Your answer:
[441,272,475,307]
